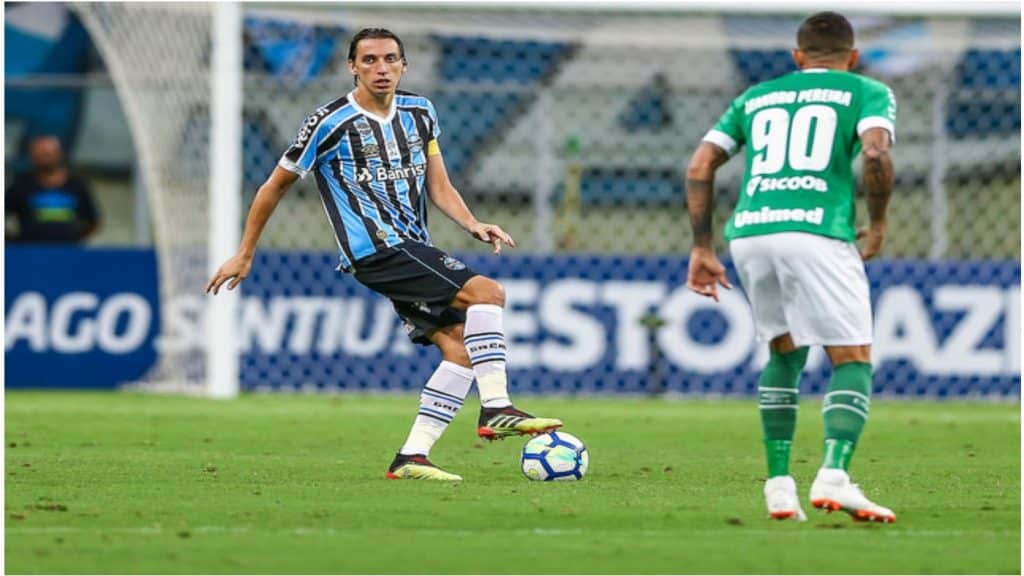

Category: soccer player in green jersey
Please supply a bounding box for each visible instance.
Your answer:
[685,12,896,523]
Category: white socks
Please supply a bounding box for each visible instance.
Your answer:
[399,304,512,456]
[399,361,475,456]
[464,304,512,408]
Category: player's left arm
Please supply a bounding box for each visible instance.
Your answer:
[425,144,515,254]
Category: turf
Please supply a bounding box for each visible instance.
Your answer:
[4,392,1020,574]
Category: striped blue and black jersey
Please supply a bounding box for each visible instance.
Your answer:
[278,90,441,272]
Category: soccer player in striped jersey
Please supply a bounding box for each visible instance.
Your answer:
[685,12,896,522]
[207,28,561,481]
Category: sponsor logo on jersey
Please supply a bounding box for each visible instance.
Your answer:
[733,206,825,228]
[408,135,423,152]
[357,163,426,183]
[441,256,466,271]
[294,106,331,145]
[363,144,380,158]
[746,175,828,196]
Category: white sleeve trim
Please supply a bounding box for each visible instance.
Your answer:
[278,156,309,178]
[857,117,896,145]
[702,129,738,155]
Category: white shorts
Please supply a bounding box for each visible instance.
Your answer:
[729,232,872,347]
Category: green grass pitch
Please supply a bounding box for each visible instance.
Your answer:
[4,391,1020,574]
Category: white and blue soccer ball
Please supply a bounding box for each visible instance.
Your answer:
[521,431,589,481]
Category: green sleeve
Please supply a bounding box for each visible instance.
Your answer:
[702,95,746,155]
[857,79,897,142]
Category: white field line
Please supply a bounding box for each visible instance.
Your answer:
[6,526,1018,538]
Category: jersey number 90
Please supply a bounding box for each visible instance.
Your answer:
[750,105,837,175]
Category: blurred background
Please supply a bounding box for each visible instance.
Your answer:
[6,3,1021,254]
[5,2,1020,397]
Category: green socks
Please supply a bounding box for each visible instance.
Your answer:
[759,353,874,475]
[821,362,872,470]
[758,347,809,477]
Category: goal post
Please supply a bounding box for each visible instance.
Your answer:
[73,2,242,397]
[206,1,243,399]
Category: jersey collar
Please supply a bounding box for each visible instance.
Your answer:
[801,68,832,73]
[348,89,397,124]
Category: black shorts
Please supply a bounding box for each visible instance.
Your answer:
[353,241,479,345]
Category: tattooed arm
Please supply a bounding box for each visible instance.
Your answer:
[858,127,894,261]
[684,142,732,301]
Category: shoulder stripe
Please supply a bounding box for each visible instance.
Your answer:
[397,105,432,115]
[315,115,360,159]
[395,91,430,104]
[284,96,352,163]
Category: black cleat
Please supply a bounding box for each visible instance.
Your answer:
[476,406,563,441]
[386,453,462,481]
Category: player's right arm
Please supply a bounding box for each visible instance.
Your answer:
[857,127,893,261]
[207,105,333,294]
[206,166,299,295]
[685,143,732,301]
[855,80,896,261]
[684,96,744,302]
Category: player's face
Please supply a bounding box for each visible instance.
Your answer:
[349,38,406,96]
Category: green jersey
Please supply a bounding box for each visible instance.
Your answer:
[704,69,896,242]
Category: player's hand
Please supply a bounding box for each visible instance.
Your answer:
[468,222,516,254]
[857,224,886,261]
[206,253,253,295]
[687,247,731,302]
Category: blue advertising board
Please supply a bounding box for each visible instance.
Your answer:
[5,247,1020,397]
[5,247,160,387]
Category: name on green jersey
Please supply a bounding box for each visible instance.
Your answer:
[744,89,853,115]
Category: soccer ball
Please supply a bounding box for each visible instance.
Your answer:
[521,431,589,481]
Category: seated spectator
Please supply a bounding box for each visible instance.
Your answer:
[6,135,101,244]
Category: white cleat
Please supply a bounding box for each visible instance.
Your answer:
[764,475,807,521]
[809,468,896,523]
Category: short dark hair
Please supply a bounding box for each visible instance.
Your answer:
[797,12,854,57]
[347,28,406,62]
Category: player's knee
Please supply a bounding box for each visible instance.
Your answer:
[485,279,506,307]
[465,277,505,307]
[430,325,471,368]
[442,340,471,368]
[826,345,871,366]
[769,333,797,354]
